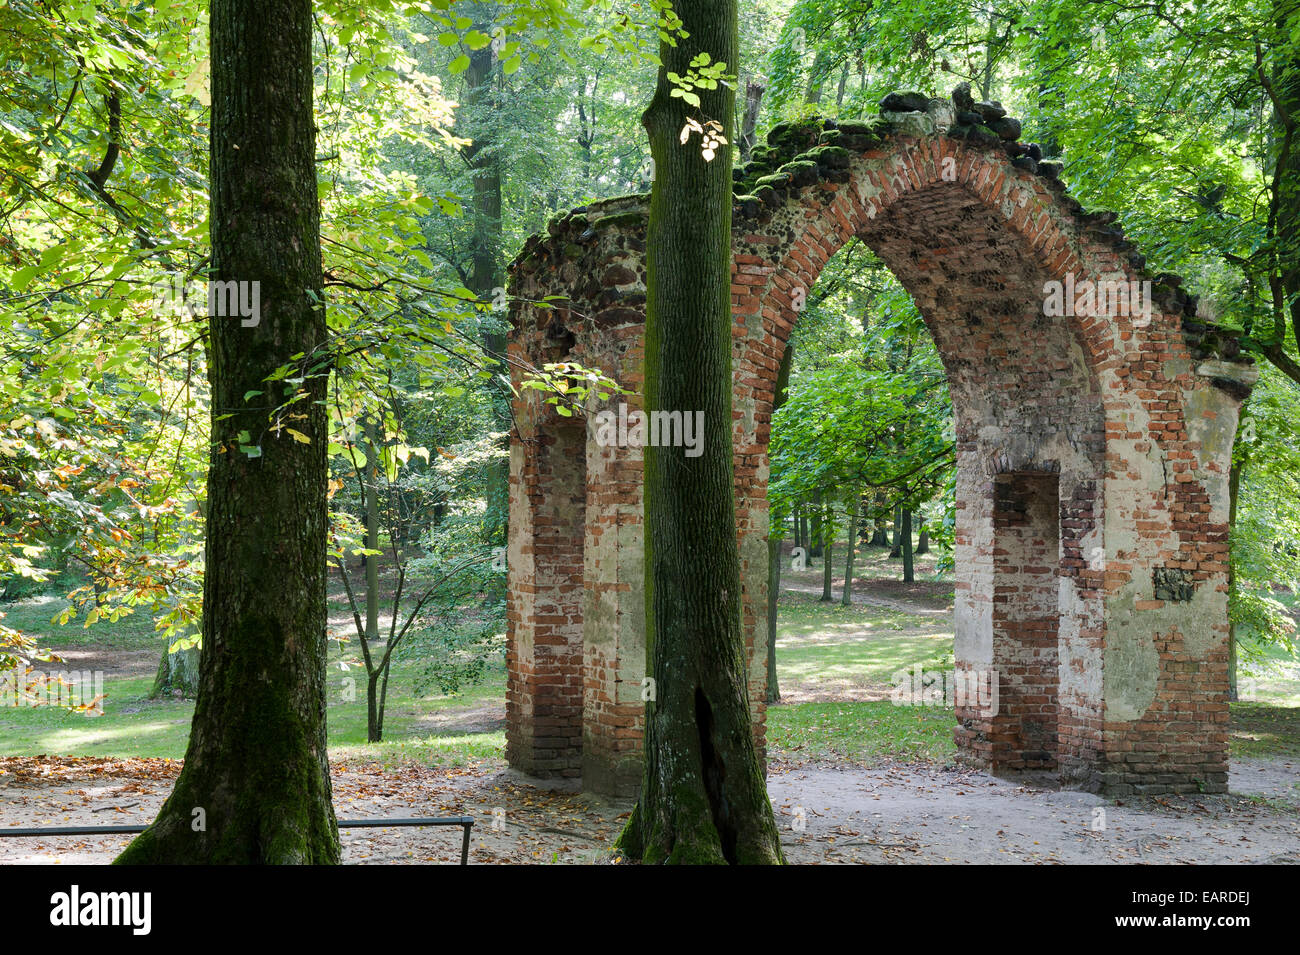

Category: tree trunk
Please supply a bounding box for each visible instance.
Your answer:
[151,640,200,698]
[766,534,782,704]
[367,673,382,742]
[363,421,380,644]
[1276,0,1300,363]
[151,501,203,699]
[889,503,903,557]
[116,0,338,864]
[616,0,782,865]
[902,508,915,583]
[1227,454,1244,701]
[871,491,888,546]
[804,47,832,105]
[463,21,510,547]
[809,489,823,558]
[841,489,859,606]
[820,502,834,601]
[739,78,765,163]
[915,522,929,555]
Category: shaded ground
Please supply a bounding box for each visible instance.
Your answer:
[1,755,1295,864]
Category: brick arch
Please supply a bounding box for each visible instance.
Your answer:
[505,89,1257,797]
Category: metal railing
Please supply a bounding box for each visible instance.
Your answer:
[0,815,477,865]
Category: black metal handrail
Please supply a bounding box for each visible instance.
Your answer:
[0,815,477,865]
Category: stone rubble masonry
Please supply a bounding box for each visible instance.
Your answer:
[503,86,1257,798]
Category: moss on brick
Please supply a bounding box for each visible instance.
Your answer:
[800,145,852,169]
[591,210,650,231]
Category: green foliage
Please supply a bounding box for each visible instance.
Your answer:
[771,243,954,551]
[1232,366,1300,656]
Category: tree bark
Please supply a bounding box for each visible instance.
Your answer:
[809,488,823,558]
[151,501,203,699]
[1227,453,1244,701]
[915,521,929,555]
[871,491,888,546]
[804,47,833,105]
[463,19,510,546]
[150,641,200,698]
[1276,0,1299,359]
[616,0,782,865]
[739,78,765,163]
[820,502,834,601]
[363,419,380,644]
[841,489,859,606]
[902,508,915,583]
[766,533,782,704]
[116,0,338,864]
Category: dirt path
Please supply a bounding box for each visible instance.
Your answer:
[3,755,1294,864]
[769,759,1300,864]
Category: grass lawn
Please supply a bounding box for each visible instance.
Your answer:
[3,560,1298,769]
[767,701,957,764]
[773,590,953,688]
[0,593,507,766]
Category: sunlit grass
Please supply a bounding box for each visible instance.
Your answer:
[1,595,161,651]
[3,573,1298,771]
[0,626,508,763]
[768,700,957,764]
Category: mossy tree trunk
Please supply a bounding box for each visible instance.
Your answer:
[116,0,338,864]
[151,500,203,700]
[150,641,200,699]
[616,0,782,865]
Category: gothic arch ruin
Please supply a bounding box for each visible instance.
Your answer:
[503,88,1258,797]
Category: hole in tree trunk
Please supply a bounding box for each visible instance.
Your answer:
[695,687,737,864]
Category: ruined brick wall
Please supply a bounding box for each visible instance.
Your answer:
[988,472,1062,770]
[505,85,1256,796]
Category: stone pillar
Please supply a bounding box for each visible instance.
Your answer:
[581,432,647,795]
[989,471,1061,770]
[504,419,585,779]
